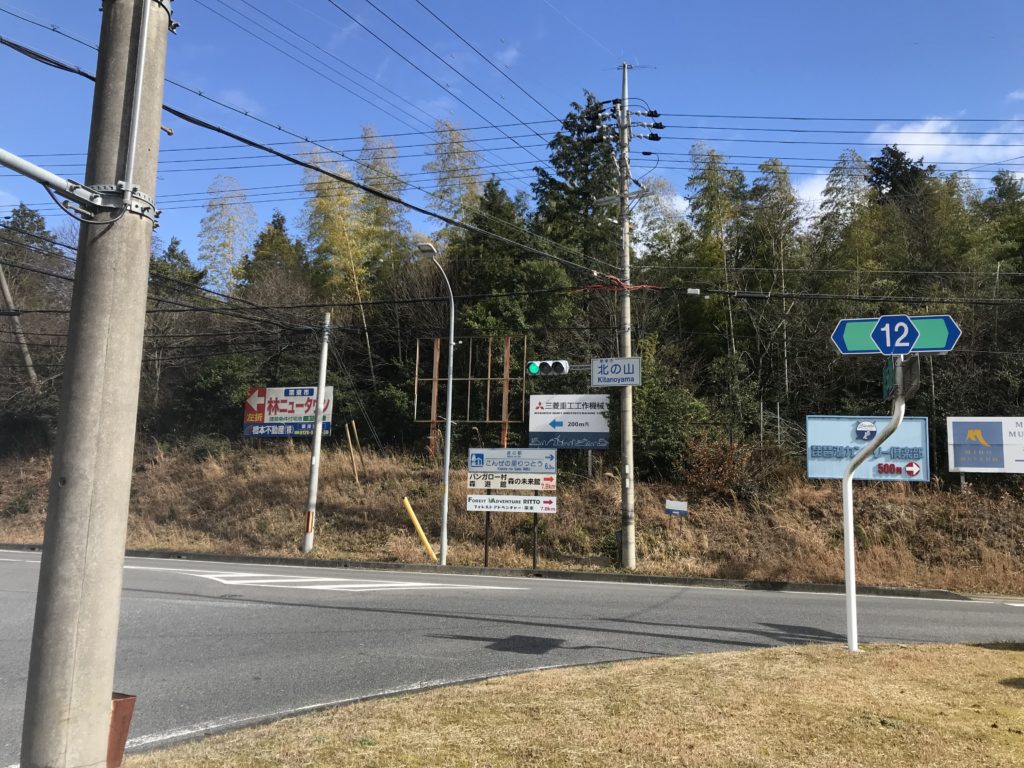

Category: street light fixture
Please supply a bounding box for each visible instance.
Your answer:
[415,241,454,566]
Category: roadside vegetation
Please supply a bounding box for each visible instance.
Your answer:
[2,439,1021,595]
[3,97,1024,597]
[125,643,1024,767]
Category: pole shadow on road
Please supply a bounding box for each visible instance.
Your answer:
[122,586,842,652]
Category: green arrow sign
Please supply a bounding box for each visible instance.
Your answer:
[832,315,961,355]
[831,319,876,354]
[910,316,961,352]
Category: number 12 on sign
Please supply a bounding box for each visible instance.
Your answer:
[870,314,919,355]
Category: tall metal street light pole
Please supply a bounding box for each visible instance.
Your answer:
[416,241,454,565]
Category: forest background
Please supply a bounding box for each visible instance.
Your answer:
[2,98,1022,589]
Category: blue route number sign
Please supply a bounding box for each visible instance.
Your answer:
[870,314,919,356]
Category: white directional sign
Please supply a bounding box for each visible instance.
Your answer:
[664,499,689,517]
[467,495,557,513]
[467,472,557,491]
[467,448,557,473]
[243,386,333,437]
[528,394,610,449]
[591,356,642,387]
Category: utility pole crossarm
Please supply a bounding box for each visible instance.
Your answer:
[0,146,157,222]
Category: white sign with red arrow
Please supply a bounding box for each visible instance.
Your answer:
[467,495,557,514]
[467,472,556,491]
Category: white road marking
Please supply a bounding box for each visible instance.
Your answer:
[125,661,581,751]
[5,550,1020,604]
[123,565,525,592]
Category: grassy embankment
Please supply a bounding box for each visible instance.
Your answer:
[126,643,1024,768]
[1,440,1022,594]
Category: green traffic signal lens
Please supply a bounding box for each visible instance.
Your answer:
[527,361,540,375]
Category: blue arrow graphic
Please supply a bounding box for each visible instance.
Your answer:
[546,454,555,461]
[549,419,563,429]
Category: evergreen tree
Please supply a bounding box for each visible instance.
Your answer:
[450,178,573,336]
[235,211,312,298]
[532,92,619,270]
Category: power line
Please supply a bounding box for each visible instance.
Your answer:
[191,0,431,131]
[323,0,550,170]
[362,0,554,150]
[413,0,563,122]
[0,36,616,277]
[659,111,1024,124]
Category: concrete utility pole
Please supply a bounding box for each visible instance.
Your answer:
[302,312,331,554]
[0,264,40,392]
[617,63,636,570]
[20,2,172,766]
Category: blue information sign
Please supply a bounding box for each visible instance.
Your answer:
[806,415,930,481]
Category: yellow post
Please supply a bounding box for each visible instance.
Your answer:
[403,496,438,562]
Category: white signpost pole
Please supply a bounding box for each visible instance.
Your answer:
[840,356,905,651]
[302,313,331,554]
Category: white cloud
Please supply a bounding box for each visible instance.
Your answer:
[867,118,1021,169]
[217,88,263,116]
[1007,90,1024,102]
[374,55,392,84]
[418,96,456,116]
[494,44,520,68]
[794,173,828,210]
[0,188,18,209]
[668,193,690,217]
[327,22,359,51]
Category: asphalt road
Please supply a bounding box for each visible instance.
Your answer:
[1,549,1021,763]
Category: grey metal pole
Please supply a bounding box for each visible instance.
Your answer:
[840,356,906,652]
[618,63,637,570]
[0,264,40,392]
[302,312,331,554]
[436,256,455,566]
[20,2,171,765]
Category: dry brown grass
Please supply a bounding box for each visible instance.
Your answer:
[2,443,1023,594]
[126,643,1024,768]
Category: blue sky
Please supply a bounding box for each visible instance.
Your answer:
[3,0,1024,261]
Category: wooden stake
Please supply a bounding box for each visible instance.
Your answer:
[351,420,366,473]
[344,422,361,486]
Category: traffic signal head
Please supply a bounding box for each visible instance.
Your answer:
[527,359,570,376]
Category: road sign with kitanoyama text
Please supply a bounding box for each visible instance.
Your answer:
[591,357,642,387]
[243,386,333,437]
